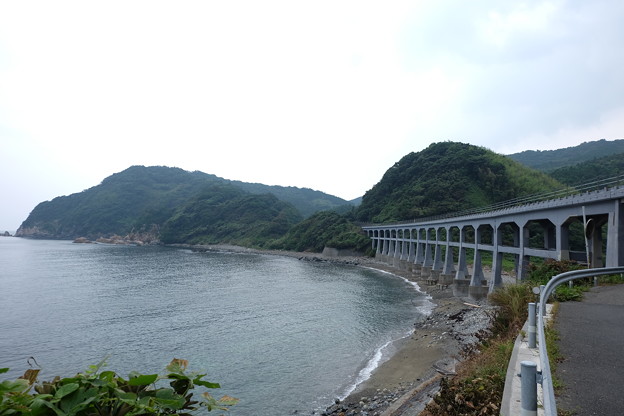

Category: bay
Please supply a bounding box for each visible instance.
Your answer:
[0,238,432,415]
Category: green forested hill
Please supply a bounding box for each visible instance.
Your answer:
[355,142,563,223]
[160,184,302,246]
[548,153,624,185]
[270,211,370,253]
[16,165,348,240]
[17,166,215,239]
[508,139,624,172]
[231,180,348,217]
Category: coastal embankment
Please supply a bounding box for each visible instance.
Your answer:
[181,244,495,416]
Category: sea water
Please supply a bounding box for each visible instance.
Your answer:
[0,238,433,415]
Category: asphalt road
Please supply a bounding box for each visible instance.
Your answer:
[554,283,624,416]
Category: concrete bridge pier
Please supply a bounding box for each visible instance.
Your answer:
[398,239,409,270]
[469,231,488,298]
[422,240,435,284]
[430,237,444,284]
[392,241,401,268]
[438,242,455,288]
[412,241,425,278]
[406,240,416,272]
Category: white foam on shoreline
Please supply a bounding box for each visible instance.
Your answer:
[362,266,436,316]
[339,337,396,400]
[337,266,436,400]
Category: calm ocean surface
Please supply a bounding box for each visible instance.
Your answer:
[0,238,432,415]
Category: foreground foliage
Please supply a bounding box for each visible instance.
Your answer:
[0,359,237,416]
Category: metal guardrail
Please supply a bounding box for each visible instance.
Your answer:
[535,267,624,415]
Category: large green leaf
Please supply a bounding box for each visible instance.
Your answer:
[127,374,158,386]
[54,383,79,399]
[193,379,221,389]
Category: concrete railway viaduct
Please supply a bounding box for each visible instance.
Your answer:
[362,178,624,297]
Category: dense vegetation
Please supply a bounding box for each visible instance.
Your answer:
[16,166,350,240]
[508,138,624,172]
[160,184,302,247]
[270,211,371,253]
[17,166,214,239]
[0,359,237,416]
[355,142,562,223]
[549,152,624,185]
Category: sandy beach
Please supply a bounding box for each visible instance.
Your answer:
[181,244,495,416]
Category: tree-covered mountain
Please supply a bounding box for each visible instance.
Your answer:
[16,165,349,240]
[508,139,624,172]
[548,153,624,186]
[270,211,370,253]
[160,184,302,246]
[355,142,563,223]
[230,180,348,217]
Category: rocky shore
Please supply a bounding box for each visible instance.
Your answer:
[182,244,496,416]
[320,288,493,416]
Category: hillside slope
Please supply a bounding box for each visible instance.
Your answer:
[508,139,624,172]
[356,142,563,223]
[16,166,346,240]
[549,153,624,185]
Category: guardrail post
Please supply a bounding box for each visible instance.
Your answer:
[528,302,536,348]
[520,360,538,416]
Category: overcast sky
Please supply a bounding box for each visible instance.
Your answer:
[2,0,623,232]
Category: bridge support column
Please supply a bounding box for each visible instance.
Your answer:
[606,200,624,266]
[517,222,530,281]
[556,222,570,261]
[413,239,424,277]
[489,224,504,292]
[421,238,434,283]
[469,226,488,298]
[391,239,400,267]
[431,230,444,283]
[439,244,455,288]
[399,236,409,270]
[378,234,388,262]
[454,226,471,286]
[406,236,415,272]
[589,217,606,268]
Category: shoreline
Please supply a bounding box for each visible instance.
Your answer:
[327,264,493,416]
[174,244,494,416]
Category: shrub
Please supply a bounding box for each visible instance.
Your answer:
[527,259,587,302]
[0,359,237,416]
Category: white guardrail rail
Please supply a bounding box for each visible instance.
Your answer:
[533,267,624,416]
